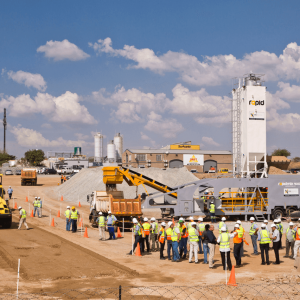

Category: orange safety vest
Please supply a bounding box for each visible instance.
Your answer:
[159,228,165,243]
[233,229,243,244]
[296,229,300,240]
[64,176,66,180]
[181,224,188,238]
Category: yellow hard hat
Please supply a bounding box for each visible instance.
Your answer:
[72,206,75,209]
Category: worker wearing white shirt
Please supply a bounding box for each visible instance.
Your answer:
[217,227,237,271]
[271,224,280,264]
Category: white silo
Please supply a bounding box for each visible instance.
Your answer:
[94,133,103,162]
[114,133,123,163]
[107,140,116,163]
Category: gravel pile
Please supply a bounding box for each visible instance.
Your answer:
[49,167,198,204]
[268,166,289,175]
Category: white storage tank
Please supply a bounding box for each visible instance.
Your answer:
[107,140,116,163]
[94,133,103,162]
[114,133,123,163]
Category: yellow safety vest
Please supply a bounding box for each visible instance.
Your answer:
[286,228,296,237]
[151,222,158,234]
[188,227,199,242]
[37,200,41,208]
[166,228,173,241]
[210,204,215,213]
[65,210,71,218]
[171,228,179,242]
[249,223,257,235]
[198,223,205,232]
[98,216,105,227]
[219,222,225,233]
[259,229,271,244]
[34,200,39,207]
[220,233,230,249]
[177,225,184,241]
[71,210,78,220]
[134,223,142,235]
[21,209,26,219]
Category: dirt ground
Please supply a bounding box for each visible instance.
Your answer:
[0,175,299,296]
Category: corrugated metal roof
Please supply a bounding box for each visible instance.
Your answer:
[125,149,232,155]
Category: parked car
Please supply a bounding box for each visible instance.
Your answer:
[66,173,76,180]
[190,169,198,173]
[15,169,21,175]
[57,167,73,175]
[44,168,57,175]
[5,170,13,175]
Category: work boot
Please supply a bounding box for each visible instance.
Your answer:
[179,250,183,258]
[182,254,187,259]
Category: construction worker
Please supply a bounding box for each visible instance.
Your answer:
[106,211,117,240]
[236,220,245,256]
[218,217,227,234]
[158,222,166,260]
[277,218,283,249]
[233,224,243,267]
[207,225,217,268]
[217,226,236,271]
[294,224,300,260]
[7,186,13,200]
[188,222,199,264]
[284,222,295,258]
[65,206,71,231]
[202,224,210,264]
[258,223,271,265]
[170,222,181,262]
[33,197,40,218]
[37,197,42,218]
[198,217,205,254]
[18,206,29,230]
[142,217,151,252]
[263,219,269,231]
[270,223,280,264]
[166,221,173,260]
[150,217,159,252]
[249,217,259,255]
[69,206,80,233]
[128,218,142,255]
[209,201,216,223]
[64,175,67,182]
[61,175,64,184]
[187,216,194,230]
[97,212,106,240]
[178,218,188,259]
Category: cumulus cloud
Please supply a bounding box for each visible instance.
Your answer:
[275,82,300,102]
[37,39,90,61]
[268,108,300,133]
[11,126,88,148]
[144,112,184,138]
[202,137,220,147]
[41,123,52,129]
[7,70,47,91]
[0,91,97,124]
[90,38,300,86]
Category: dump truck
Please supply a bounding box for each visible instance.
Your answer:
[87,190,142,230]
[21,169,37,186]
[0,174,12,228]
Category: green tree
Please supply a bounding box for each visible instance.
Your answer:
[0,151,16,166]
[293,157,300,162]
[24,149,45,166]
[271,149,291,157]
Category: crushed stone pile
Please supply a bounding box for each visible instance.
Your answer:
[48,167,198,204]
[268,166,289,175]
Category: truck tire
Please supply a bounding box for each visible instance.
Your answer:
[273,208,284,220]
[2,217,12,229]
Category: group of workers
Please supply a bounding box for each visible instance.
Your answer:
[127,215,300,270]
[60,175,67,184]
[64,206,80,233]
[95,211,117,240]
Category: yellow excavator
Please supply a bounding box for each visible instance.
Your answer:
[0,174,12,228]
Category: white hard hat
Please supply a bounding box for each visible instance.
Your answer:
[67,206,70,208]
[133,219,138,224]
[189,216,193,220]
[274,219,278,223]
[161,222,166,226]
[250,217,255,221]
[179,217,185,221]
[298,218,300,221]
[168,221,173,227]
[198,217,203,221]
[261,224,266,228]
[271,224,276,228]
[278,218,281,222]
[35,197,37,199]
[234,224,240,228]
[18,206,22,209]
[237,220,241,224]
[263,220,268,223]
[150,217,155,221]
[99,212,102,215]
[108,211,111,214]
[144,217,148,221]
[211,201,213,203]
[9,186,11,188]
[191,222,196,226]
[289,222,294,226]
[221,226,227,231]
[38,197,41,200]
[221,217,226,221]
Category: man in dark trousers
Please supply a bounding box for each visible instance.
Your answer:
[128,218,142,255]
[258,223,271,265]
[271,223,280,264]
[232,224,243,267]
[158,222,166,260]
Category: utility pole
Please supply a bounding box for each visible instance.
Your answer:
[3,108,6,153]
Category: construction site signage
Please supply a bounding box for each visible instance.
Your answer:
[170,145,200,150]
[284,188,299,196]
[183,154,204,166]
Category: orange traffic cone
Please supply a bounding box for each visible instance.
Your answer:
[14,203,17,209]
[30,210,34,217]
[57,210,60,218]
[135,243,142,257]
[227,266,237,286]
[117,227,122,238]
[61,195,63,201]
[83,227,89,238]
[51,218,55,227]
[78,218,83,227]
[25,196,28,202]
[78,201,81,207]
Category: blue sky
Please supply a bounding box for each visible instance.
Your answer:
[1,1,300,158]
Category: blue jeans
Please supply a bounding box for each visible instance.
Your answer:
[198,238,203,253]
[167,241,173,259]
[179,237,187,255]
[66,218,71,231]
[251,234,258,254]
[108,225,115,239]
[203,243,210,263]
[172,241,180,261]
[33,207,40,217]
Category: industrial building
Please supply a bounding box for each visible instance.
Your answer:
[122,142,232,172]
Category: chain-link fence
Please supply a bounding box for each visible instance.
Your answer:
[2,283,300,300]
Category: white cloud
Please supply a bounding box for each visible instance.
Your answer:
[41,123,52,129]
[75,133,90,140]
[141,132,151,140]
[10,126,88,148]
[202,137,220,147]
[275,82,300,102]
[144,112,184,138]
[7,70,47,91]
[37,39,90,61]
[268,108,300,133]
[0,91,97,124]
[90,38,300,86]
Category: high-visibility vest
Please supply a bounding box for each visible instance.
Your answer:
[134,224,142,235]
[188,227,199,242]
[249,223,257,235]
[219,233,230,249]
[259,229,271,244]
[98,216,105,227]
[219,222,225,233]
[177,224,185,241]
[143,222,151,235]
[37,200,41,208]
[151,222,158,234]
[65,210,71,218]
[166,228,172,240]
[210,204,215,213]
[286,227,296,238]
[34,200,39,207]
[21,209,26,218]
[198,223,205,236]
[182,224,188,238]
[159,228,165,243]
[71,210,78,220]
[187,222,193,230]
[296,229,300,240]
[233,229,243,244]
[278,223,283,234]
[171,228,179,242]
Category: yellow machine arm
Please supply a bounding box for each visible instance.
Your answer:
[102,166,177,198]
